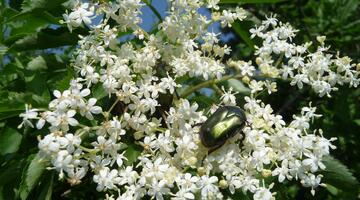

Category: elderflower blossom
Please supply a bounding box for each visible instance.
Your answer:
[62,2,94,32]
[251,18,359,97]
[18,104,38,128]
[17,0,360,199]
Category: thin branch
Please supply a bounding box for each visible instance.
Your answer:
[212,83,224,96]
[180,75,240,98]
[274,53,284,68]
[145,1,163,22]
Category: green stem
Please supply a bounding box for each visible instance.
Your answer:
[108,98,120,113]
[254,89,266,99]
[180,74,240,98]
[133,24,150,40]
[274,53,284,68]
[144,1,162,22]
[79,145,100,154]
[212,83,223,96]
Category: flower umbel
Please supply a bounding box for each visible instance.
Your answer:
[17,0,360,199]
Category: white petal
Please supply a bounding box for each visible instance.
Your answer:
[209,176,218,183]
[53,90,61,98]
[184,192,195,199]
[68,118,79,126]
[90,106,102,114]
[80,89,90,97]
[86,113,94,120]
[36,119,46,129]
[88,98,97,106]
[67,110,76,117]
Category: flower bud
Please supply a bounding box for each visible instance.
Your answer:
[255,57,262,65]
[134,131,144,140]
[262,169,272,178]
[197,167,206,176]
[68,177,81,186]
[188,156,197,166]
[212,12,221,21]
[242,76,250,84]
[356,63,360,72]
[316,36,326,45]
[219,179,228,189]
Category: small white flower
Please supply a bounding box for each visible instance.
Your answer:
[18,104,38,128]
[118,166,139,185]
[220,87,238,106]
[207,0,220,10]
[159,76,179,94]
[264,81,277,94]
[47,110,79,131]
[272,159,291,182]
[175,173,198,191]
[93,167,120,191]
[302,153,325,172]
[301,174,324,196]
[52,150,73,178]
[79,98,102,120]
[197,175,219,199]
[63,3,94,32]
[253,185,275,200]
[249,80,264,94]
[290,74,309,89]
[147,179,170,200]
[172,187,195,200]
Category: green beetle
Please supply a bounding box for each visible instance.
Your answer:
[200,106,246,151]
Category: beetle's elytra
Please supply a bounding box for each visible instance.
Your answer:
[199,106,246,150]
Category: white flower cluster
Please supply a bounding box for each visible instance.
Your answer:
[62,2,95,32]
[249,15,359,97]
[18,0,360,199]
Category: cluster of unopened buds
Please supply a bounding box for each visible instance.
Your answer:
[19,0,359,199]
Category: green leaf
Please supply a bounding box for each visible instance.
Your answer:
[124,144,142,165]
[0,110,24,121]
[0,7,20,26]
[27,56,47,71]
[321,156,359,192]
[9,27,83,51]
[21,0,67,12]
[0,160,23,182]
[325,184,338,196]
[0,126,22,155]
[37,172,54,200]
[7,13,50,39]
[190,95,216,109]
[354,119,360,126]
[4,10,62,46]
[19,153,47,200]
[92,83,108,100]
[55,71,73,91]
[24,71,50,99]
[220,0,287,4]
[232,21,255,50]
[0,159,24,200]
[0,92,26,120]
[0,45,8,59]
[0,92,48,120]
[227,78,250,94]
[22,56,49,100]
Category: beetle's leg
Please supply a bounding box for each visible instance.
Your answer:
[245,120,250,127]
[207,142,225,154]
[238,130,245,149]
[193,123,203,127]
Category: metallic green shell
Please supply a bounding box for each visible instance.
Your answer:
[200,106,246,148]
